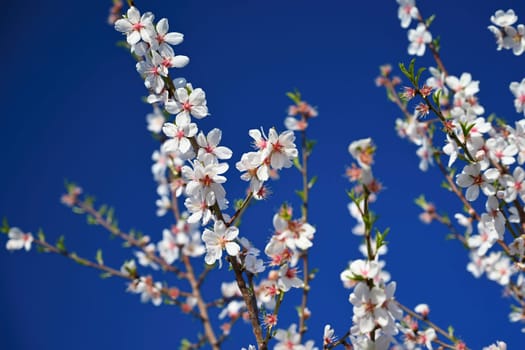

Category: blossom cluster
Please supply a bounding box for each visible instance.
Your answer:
[384,1,525,339]
[488,9,525,55]
[3,1,524,349]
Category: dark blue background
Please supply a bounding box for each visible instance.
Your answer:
[1,0,524,348]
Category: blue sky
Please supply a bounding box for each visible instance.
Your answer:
[1,0,525,349]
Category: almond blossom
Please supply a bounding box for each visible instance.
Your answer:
[456,163,499,201]
[201,220,240,267]
[5,227,33,251]
[510,78,525,115]
[397,0,419,29]
[407,23,431,56]
[114,6,154,45]
[165,86,209,122]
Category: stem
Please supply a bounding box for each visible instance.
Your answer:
[182,254,220,350]
[298,120,312,341]
[228,256,266,350]
[396,301,470,350]
[228,192,253,227]
[76,199,185,278]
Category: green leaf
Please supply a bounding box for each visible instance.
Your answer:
[375,227,390,250]
[432,89,442,109]
[37,228,46,242]
[293,157,302,170]
[414,66,426,86]
[399,59,417,86]
[441,180,452,191]
[0,217,9,234]
[84,195,95,208]
[98,204,108,217]
[286,90,302,105]
[448,326,457,341]
[71,206,85,214]
[307,176,318,190]
[414,194,427,209]
[87,215,98,225]
[99,272,112,279]
[432,36,441,53]
[179,339,193,350]
[425,14,436,27]
[445,233,457,240]
[398,62,410,80]
[306,139,317,154]
[96,249,104,265]
[295,189,305,202]
[56,235,66,253]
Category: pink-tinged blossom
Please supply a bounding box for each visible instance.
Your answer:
[349,259,380,280]
[467,251,487,278]
[196,128,233,161]
[416,139,433,171]
[134,276,163,306]
[120,259,137,277]
[236,151,266,194]
[149,18,184,55]
[135,243,160,270]
[161,118,198,154]
[273,214,315,251]
[201,221,240,267]
[426,67,448,96]
[397,0,419,28]
[221,281,241,298]
[501,166,525,202]
[244,254,265,274]
[182,156,229,204]
[454,213,473,235]
[510,78,525,115]
[414,303,430,318]
[218,300,245,320]
[407,23,431,56]
[323,324,336,346]
[491,10,518,27]
[481,196,506,239]
[146,107,165,134]
[274,324,302,350]
[349,281,398,336]
[267,128,298,170]
[486,137,518,166]
[468,219,499,256]
[483,341,507,350]
[417,328,437,349]
[6,227,33,251]
[285,116,308,131]
[349,138,375,169]
[157,229,179,264]
[446,72,480,97]
[456,163,499,201]
[151,149,170,182]
[348,201,366,235]
[503,25,525,55]
[340,267,358,289]
[184,191,215,225]
[509,236,525,258]
[165,87,209,123]
[350,333,392,350]
[182,231,206,258]
[155,195,171,216]
[488,25,506,51]
[136,51,168,94]
[486,253,514,286]
[278,265,304,292]
[114,7,154,45]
